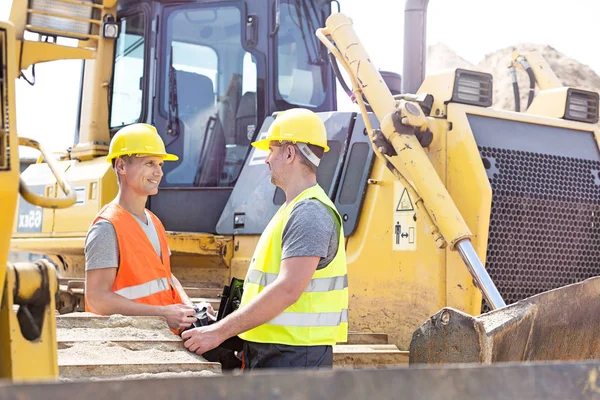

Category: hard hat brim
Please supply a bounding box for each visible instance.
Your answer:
[251,138,330,152]
[106,152,179,162]
[162,153,179,161]
[251,139,271,151]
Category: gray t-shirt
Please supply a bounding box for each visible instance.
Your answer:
[281,199,340,269]
[85,210,161,270]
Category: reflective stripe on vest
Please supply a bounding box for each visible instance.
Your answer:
[114,277,173,300]
[268,309,348,327]
[246,270,348,292]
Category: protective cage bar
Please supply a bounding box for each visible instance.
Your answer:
[26,0,105,41]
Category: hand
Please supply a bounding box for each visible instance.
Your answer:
[160,304,197,331]
[181,324,224,355]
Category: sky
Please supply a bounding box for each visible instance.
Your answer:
[4,0,600,157]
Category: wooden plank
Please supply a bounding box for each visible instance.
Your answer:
[333,345,408,368]
[345,332,389,344]
[60,363,221,379]
[182,286,223,298]
[56,314,168,330]
[58,340,221,379]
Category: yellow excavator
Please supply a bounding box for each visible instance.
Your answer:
[2,0,600,394]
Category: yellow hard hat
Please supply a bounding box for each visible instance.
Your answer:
[106,123,178,163]
[251,108,330,152]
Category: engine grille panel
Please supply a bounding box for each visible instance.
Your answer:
[466,114,600,313]
[480,146,600,312]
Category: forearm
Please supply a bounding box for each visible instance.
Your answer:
[171,275,194,307]
[87,291,166,317]
[216,282,298,339]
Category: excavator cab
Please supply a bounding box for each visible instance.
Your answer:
[109,0,336,233]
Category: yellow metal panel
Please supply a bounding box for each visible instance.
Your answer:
[526,87,569,119]
[14,162,70,235]
[18,40,95,70]
[168,232,233,261]
[230,235,259,281]
[0,264,59,380]
[7,1,27,40]
[445,103,491,315]
[168,233,234,286]
[72,2,117,159]
[0,22,18,304]
[416,69,457,118]
[53,158,117,233]
[345,134,447,349]
[11,238,85,263]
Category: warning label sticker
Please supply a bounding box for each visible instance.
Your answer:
[393,182,417,251]
[396,188,414,212]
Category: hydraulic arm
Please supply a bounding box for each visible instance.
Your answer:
[316,13,506,310]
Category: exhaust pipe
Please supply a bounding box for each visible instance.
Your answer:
[402,0,429,94]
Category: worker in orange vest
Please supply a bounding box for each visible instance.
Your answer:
[84,123,208,333]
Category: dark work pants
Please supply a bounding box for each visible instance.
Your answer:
[243,341,333,370]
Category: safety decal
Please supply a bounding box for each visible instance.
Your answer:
[393,182,417,251]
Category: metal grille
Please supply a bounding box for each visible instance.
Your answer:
[480,146,600,312]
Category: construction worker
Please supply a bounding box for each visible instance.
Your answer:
[84,123,205,333]
[182,108,348,369]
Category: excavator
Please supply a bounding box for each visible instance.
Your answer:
[2,0,600,396]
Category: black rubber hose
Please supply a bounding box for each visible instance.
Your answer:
[513,81,520,112]
[328,51,353,99]
[525,66,535,108]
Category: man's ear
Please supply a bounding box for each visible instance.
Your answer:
[286,145,295,163]
[114,158,126,175]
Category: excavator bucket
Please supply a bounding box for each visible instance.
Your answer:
[410,276,600,364]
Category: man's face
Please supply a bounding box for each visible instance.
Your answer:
[265,142,290,187]
[118,155,164,195]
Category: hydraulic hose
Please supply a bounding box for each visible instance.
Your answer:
[509,66,520,112]
[525,67,535,108]
[516,56,536,109]
[328,51,353,99]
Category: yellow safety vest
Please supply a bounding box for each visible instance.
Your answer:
[238,184,348,346]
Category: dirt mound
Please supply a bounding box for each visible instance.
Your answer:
[426,43,476,74]
[427,43,600,110]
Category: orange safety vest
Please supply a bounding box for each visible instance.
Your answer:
[85,203,183,326]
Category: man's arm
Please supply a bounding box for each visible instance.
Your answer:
[86,268,197,331]
[170,274,193,307]
[181,256,318,354]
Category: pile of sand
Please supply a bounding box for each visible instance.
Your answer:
[56,314,222,381]
[426,43,600,111]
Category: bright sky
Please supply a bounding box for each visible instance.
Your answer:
[4,0,600,157]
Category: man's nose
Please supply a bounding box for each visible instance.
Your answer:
[154,165,164,176]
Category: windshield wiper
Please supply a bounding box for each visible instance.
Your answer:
[167,45,180,137]
[294,0,326,65]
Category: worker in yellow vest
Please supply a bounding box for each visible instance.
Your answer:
[182,108,348,369]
